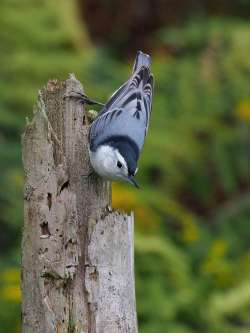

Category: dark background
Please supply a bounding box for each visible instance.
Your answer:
[1,0,250,332]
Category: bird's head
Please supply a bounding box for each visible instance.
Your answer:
[112,148,139,188]
[91,141,139,188]
[109,138,139,188]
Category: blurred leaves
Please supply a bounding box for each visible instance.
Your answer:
[0,268,20,332]
[235,100,250,122]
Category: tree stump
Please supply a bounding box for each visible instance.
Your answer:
[21,74,137,333]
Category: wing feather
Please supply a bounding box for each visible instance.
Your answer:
[89,52,154,151]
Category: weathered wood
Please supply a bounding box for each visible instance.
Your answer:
[21,74,137,333]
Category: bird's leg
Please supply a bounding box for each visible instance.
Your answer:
[63,91,104,107]
[64,92,103,125]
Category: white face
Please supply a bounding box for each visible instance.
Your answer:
[90,145,129,181]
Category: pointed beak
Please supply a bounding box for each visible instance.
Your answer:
[128,176,140,189]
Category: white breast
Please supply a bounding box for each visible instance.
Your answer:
[89,145,115,180]
[89,145,128,181]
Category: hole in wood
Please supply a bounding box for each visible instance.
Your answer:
[47,193,52,210]
[89,268,98,281]
[60,180,69,193]
[65,238,73,250]
[40,222,50,236]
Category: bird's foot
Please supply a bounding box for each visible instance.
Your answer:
[64,92,101,124]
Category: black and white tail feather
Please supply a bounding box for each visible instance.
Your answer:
[89,51,154,152]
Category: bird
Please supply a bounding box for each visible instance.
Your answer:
[88,50,154,188]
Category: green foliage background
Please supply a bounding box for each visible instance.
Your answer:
[1,0,250,332]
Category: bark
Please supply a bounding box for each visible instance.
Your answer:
[21,74,137,333]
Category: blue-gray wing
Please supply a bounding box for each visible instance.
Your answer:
[89,51,154,151]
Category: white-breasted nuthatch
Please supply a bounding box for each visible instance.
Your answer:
[89,51,154,188]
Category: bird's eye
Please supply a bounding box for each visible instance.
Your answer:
[117,161,122,168]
